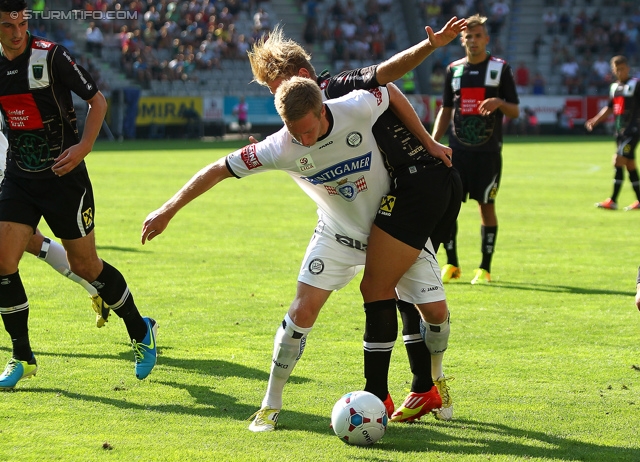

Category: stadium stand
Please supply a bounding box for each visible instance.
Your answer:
[34,0,640,98]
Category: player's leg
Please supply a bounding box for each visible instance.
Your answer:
[64,232,157,379]
[249,282,331,432]
[0,221,38,389]
[26,229,107,327]
[53,170,156,380]
[475,201,497,283]
[596,143,626,209]
[394,251,452,421]
[623,141,640,210]
[250,227,358,432]
[469,153,501,284]
[360,224,420,412]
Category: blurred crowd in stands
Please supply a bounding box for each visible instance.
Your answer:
[538,3,640,95]
[28,0,640,96]
[68,0,267,89]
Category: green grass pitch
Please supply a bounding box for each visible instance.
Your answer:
[1,135,638,461]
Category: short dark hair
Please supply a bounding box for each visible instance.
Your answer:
[0,0,27,14]
[611,55,628,67]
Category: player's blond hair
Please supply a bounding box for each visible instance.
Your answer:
[465,14,488,31]
[248,25,318,86]
[275,76,323,124]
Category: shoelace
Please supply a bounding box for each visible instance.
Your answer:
[3,358,19,375]
[132,340,144,363]
[247,408,278,423]
[436,376,454,406]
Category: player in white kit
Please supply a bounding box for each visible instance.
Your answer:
[141,77,445,431]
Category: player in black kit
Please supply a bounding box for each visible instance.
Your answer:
[0,0,157,389]
[433,14,520,285]
[586,55,640,211]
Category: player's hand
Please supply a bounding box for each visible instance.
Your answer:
[249,135,260,144]
[426,16,467,49]
[52,145,89,176]
[425,139,453,167]
[478,98,503,117]
[585,120,595,132]
[141,210,171,244]
[636,284,640,311]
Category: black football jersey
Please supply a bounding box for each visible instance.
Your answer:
[0,34,98,178]
[442,54,519,152]
[318,66,441,177]
[608,78,640,137]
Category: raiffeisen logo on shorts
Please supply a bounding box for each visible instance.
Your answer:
[20,9,138,21]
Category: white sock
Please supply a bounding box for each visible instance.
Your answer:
[420,315,450,380]
[37,237,97,296]
[262,313,312,409]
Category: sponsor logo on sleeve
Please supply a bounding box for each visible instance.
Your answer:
[367,87,383,105]
[240,144,262,170]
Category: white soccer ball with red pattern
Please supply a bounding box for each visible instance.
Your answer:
[331,391,387,446]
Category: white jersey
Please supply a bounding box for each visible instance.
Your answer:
[226,88,391,245]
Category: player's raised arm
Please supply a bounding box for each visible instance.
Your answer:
[375,16,467,85]
[141,157,233,244]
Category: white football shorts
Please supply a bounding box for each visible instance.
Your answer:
[298,220,446,304]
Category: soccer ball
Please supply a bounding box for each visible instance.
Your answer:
[331,391,388,446]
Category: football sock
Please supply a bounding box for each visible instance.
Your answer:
[397,300,433,393]
[37,237,97,296]
[628,169,640,201]
[480,225,498,273]
[420,312,450,380]
[0,271,32,360]
[263,313,312,410]
[363,299,398,401]
[444,221,459,267]
[92,260,146,341]
[611,167,624,202]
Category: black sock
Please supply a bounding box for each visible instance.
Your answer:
[397,300,433,393]
[629,169,640,201]
[363,299,397,401]
[480,225,498,273]
[92,260,147,341]
[0,271,32,360]
[444,221,459,267]
[611,167,624,202]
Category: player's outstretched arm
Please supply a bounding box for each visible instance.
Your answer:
[141,158,233,244]
[387,83,452,166]
[375,16,467,85]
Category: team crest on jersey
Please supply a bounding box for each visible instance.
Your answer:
[82,207,94,228]
[296,155,315,172]
[32,65,44,80]
[325,177,367,201]
[16,133,52,171]
[308,258,324,275]
[346,131,362,147]
[378,195,396,216]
